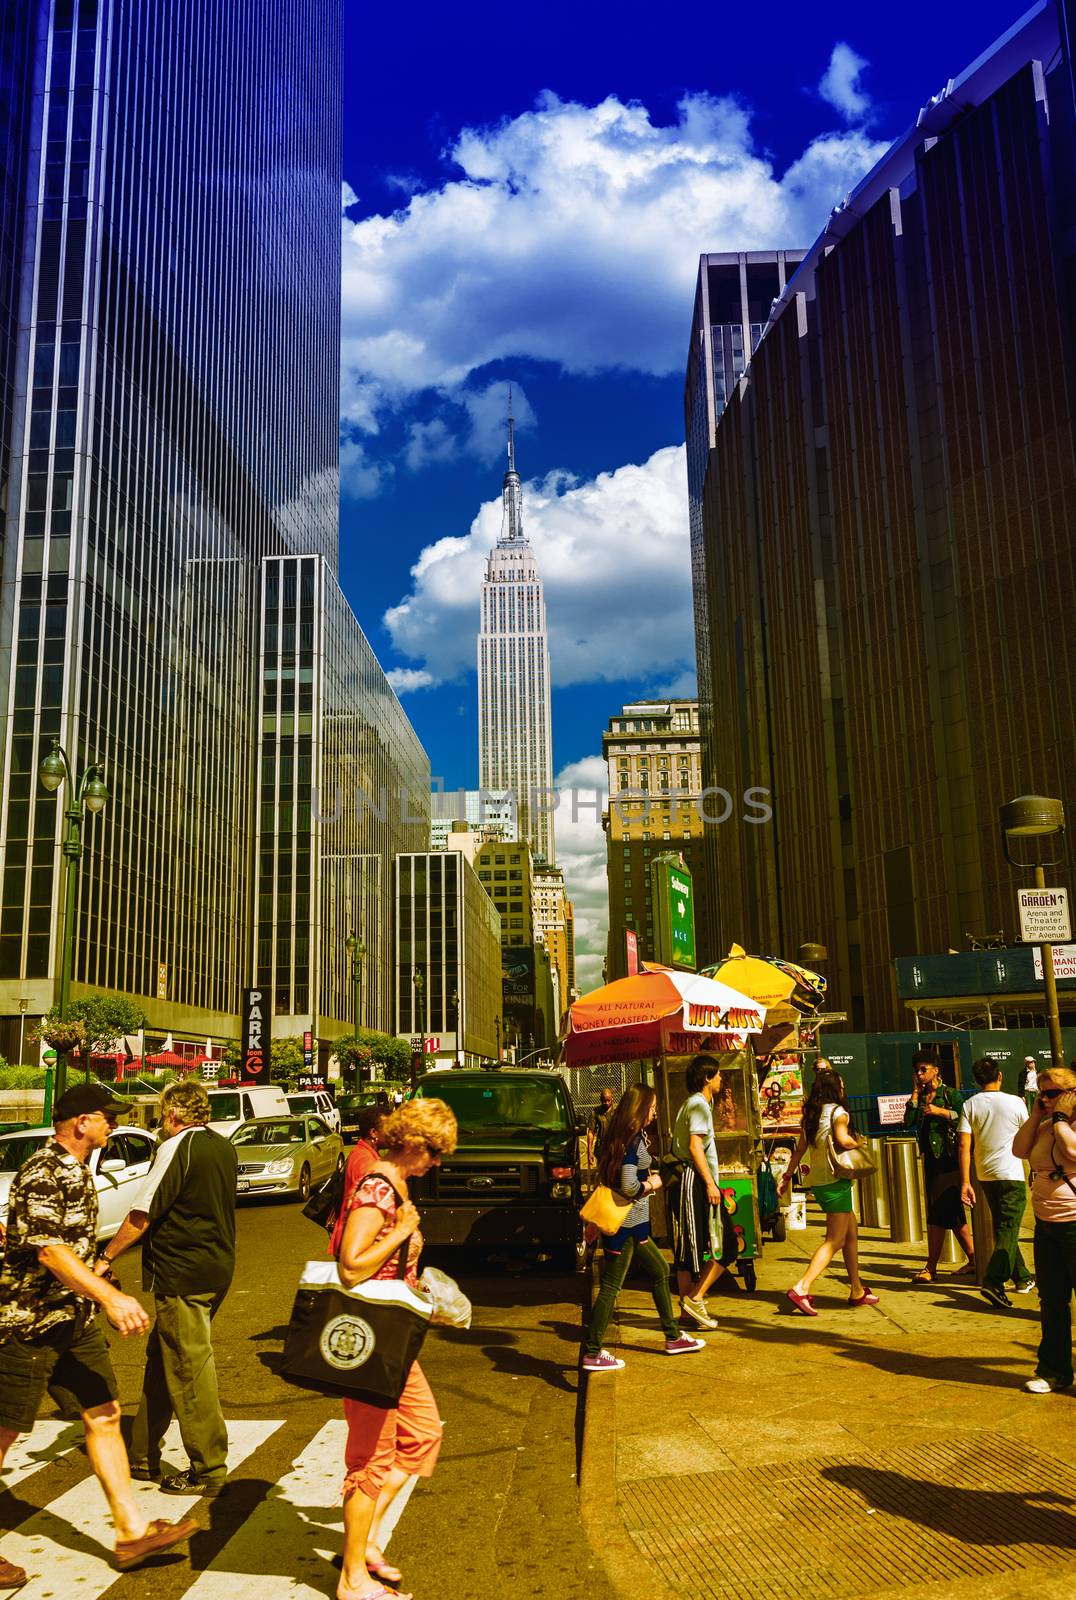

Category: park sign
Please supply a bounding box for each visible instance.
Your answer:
[239,987,267,1084]
[651,853,696,971]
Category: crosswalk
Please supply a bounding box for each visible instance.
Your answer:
[1,1416,417,1598]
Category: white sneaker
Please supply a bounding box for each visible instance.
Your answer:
[1024,1375,1072,1394]
[680,1296,719,1330]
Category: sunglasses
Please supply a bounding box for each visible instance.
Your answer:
[424,1141,443,1158]
[1039,1088,1065,1100]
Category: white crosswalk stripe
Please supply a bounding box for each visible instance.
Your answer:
[0,1414,416,1599]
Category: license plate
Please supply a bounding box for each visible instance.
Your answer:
[237,1179,250,1193]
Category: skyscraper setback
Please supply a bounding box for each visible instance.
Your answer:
[477,411,555,865]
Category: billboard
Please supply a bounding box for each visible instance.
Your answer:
[625,929,639,976]
[651,855,696,970]
[503,949,535,1004]
[239,988,267,1084]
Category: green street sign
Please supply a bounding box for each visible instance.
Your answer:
[651,854,697,970]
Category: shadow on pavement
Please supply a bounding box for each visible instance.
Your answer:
[823,1462,1076,1548]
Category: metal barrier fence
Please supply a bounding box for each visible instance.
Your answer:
[555,1062,646,1120]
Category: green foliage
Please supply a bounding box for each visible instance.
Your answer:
[0,1064,39,1090]
[36,995,146,1053]
[217,1036,311,1091]
[332,1030,410,1085]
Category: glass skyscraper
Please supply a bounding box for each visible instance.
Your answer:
[0,0,427,1053]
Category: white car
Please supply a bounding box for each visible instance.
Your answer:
[285,1088,340,1134]
[0,1125,158,1241]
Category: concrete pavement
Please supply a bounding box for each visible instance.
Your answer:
[579,1216,1076,1600]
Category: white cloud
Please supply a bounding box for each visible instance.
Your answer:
[341,92,889,425]
[339,437,392,499]
[383,443,694,688]
[818,44,871,124]
[555,755,609,993]
[386,667,435,693]
[403,418,457,471]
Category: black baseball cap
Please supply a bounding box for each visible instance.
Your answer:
[53,1083,124,1123]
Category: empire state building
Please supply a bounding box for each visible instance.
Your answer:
[478,413,555,865]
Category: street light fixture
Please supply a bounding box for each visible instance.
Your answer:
[412,969,426,1091]
[1000,793,1067,1069]
[344,931,365,1033]
[797,942,828,968]
[38,740,109,1100]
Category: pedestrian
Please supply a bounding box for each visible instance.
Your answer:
[957,1056,1034,1308]
[1012,1065,1076,1394]
[588,1086,615,1168]
[0,1084,196,1587]
[582,1086,705,1373]
[671,1055,731,1330]
[334,1098,457,1600]
[1018,1055,1039,1108]
[329,1105,385,1258]
[778,1065,878,1315]
[903,1050,975,1281]
[98,1078,238,1494]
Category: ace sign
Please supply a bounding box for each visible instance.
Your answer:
[240,987,268,1084]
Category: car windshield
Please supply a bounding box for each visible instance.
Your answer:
[0,1135,47,1173]
[207,1093,241,1121]
[288,1096,316,1113]
[232,1119,306,1147]
[416,1078,568,1135]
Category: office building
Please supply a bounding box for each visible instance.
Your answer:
[0,0,426,1056]
[473,835,556,1052]
[532,861,574,1025]
[602,700,713,981]
[430,788,516,853]
[687,2,1076,1027]
[393,851,501,1066]
[477,413,555,864]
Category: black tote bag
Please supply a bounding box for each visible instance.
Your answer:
[281,1246,432,1406]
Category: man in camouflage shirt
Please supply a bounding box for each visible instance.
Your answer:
[0,1084,195,1585]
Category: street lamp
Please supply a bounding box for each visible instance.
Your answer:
[412,969,426,1091]
[344,931,365,1034]
[1000,794,1066,1069]
[38,740,109,1100]
[494,1015,501,1066]
[797,942,828,968]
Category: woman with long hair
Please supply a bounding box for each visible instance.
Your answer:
[582,1085,706,1372]
[1012,1065,1076,1393]
[778,1063,878,1315]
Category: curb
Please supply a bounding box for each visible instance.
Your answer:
[577,1254,678,1600]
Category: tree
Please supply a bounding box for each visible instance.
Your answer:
[30,995,146,1075]
[332,1029,410,1086]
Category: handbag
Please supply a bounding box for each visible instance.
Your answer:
[282,1178,431,1405]
[579,1184,633,1235]
[826,1113,876,1180]
[302,1163,345,1232]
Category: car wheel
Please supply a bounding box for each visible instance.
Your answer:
[298,1163,312,1201]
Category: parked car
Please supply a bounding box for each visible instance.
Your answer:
[409,1068,585,1268]
[0,1125,158,1240]
[337,1088,392,1140]
[230,1114,343,1200]
[286,1088,340,1134]
[205,1084,290,1140]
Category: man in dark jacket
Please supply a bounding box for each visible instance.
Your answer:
[99,1078,238,1494]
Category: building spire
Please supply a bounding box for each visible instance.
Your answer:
[502,388,524,542]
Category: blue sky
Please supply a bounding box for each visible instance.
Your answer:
[337,0,1025,978]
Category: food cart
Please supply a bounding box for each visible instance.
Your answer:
[562,965,767,1288]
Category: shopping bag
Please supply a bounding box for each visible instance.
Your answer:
[826,1129,876,1180]
[579,1184,632,1235]
[419,1266,473,1329]
[281,1253,431,1406]
[302,1164,345,1233]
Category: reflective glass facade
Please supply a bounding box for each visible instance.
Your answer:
[0,1,425,1053]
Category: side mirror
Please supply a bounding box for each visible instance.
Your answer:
[99,1158,125,1175]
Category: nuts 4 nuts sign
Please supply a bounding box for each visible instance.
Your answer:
[1018,888,1072,945]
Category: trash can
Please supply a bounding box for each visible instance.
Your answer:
[886,1138,926,1243]
[970,1184,997,1286]
[859,1139,889,1230]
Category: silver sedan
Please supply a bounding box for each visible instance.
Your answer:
[230,1114,343,1201]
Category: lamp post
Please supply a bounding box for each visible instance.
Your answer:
[412,969,426,1091]
[449,988,461,1065]
[494,1015,501,1065]
[344,931,365,1088]
[797,942,828,968]
[38,741,108,1101]
[1000,794,1067,1070]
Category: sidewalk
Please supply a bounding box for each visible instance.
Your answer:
[579,1218,1076,1600]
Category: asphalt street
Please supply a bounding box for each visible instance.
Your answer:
[3,1189,616,1600]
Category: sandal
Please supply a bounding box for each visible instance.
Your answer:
[912,1267,935,1283]
[786,1288,818,1317]
[366,1551,403,1585]
[337,1588,411,1600]
[952,1262,976,1278]
[848,1286,879,1306]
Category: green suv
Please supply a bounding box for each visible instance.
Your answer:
[410,1069,584,1267]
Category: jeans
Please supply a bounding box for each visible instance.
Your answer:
[130,1290,229,1480]
[1032,1218,1076,1387]
[981,1180,1032,1288]
[585,1234,679,1355]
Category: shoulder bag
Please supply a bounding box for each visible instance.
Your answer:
[579,1184,633,1234]
[281,1177,430,1406]
[827,1111,877,1180]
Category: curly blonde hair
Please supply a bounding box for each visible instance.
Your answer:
[1040,1066,1076,1091]
[380,1097,458,1156]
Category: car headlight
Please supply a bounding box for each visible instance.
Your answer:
[265,1157,295,1176]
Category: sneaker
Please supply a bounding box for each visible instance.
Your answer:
[980,1283,1013,1310]
[1024,1375,1072,1394]
[1013,1279,1037,1294]
[680,1296,719,1330]
[582,1350,624,1373]
[664,1335,706,1356]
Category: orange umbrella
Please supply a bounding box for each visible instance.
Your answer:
[563,964,764,1068]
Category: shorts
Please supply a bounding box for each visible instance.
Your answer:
[811,1178,855,1214]
[673,1167,716,1277]
[0,1315,118,1435]
[926,1166,967,1230]
[342,1360,442,1501]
